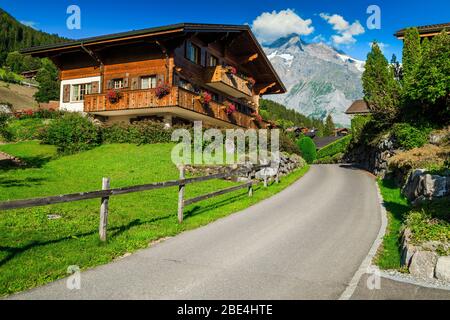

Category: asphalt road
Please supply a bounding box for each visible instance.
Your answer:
[10,164,383,300]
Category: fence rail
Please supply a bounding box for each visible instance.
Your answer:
[0,164,275,241]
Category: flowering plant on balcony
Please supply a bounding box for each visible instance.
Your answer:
[198,91,212,105]
[155,83,171,99]
[225,65,237,75]
[251,111,263,122]
[246,76,256,86]
[224,101,236,115]
[107,89,122,104]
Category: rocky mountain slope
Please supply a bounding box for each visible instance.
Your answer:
[263,34,364,126]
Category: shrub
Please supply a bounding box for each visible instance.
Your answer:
[314,152,344,164]
[392,123,431,150]
[351,115,371,143]
[5,118,46,141]
[41,113,101,154]
[102,121,183,145]
[317,135,352,160]
[0,112,12,141]
[297,136,317,164]
[279,131,301,155]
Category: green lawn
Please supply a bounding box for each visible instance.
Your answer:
[374,179,410,270]
[0,141,309,296]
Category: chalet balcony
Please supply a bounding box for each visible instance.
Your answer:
[84,87,268,129]
[204,65,253,99]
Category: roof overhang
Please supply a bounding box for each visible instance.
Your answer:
[21,23,286,94]
[394,22,450,39]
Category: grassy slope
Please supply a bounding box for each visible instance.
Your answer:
[374,179,410,270]
[0,142,309,296]
[0,80,38,110]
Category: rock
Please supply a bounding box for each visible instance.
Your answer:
[409,251,438,279]
[400,228,417,267]
[402,169,450,203]
[429,130,449,146]
[435,256,450,282]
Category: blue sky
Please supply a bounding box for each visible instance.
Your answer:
[2,0,449,61]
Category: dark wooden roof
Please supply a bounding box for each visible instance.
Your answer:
[21,23,286,94]
[395,22,450,38]
[345,100,371,115]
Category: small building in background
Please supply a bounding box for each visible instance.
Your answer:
[345,100,371,116]
[20,69,39,80]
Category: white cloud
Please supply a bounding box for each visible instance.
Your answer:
[312,34,326,43]
[320,13,364,45]
[20,20,38,29]
[251,9,314,43]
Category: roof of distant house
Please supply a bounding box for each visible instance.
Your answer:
[345,100,371,115]
[395,22,450,39]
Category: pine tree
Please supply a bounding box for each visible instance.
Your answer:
[324,114,335,136]
[362,42,400,124]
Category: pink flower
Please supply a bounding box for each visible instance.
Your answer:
[155,83,171,99]
[224,101,236,114]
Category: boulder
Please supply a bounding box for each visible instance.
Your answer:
[402,169,450,202]
[409,251,438,279]
[435,256,450,282]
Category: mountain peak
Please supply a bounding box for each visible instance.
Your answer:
[265,33,306,50]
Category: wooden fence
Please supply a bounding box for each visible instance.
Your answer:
[0,164,274,242]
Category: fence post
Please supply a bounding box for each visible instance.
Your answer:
[99,177,110,242]
[263,175,268,188]
[178,166,185,223]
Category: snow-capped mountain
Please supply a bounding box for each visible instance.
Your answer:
[263,34,365,126]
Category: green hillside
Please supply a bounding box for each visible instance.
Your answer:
[0,8,68,65]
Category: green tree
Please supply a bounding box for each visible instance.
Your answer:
[34,59,59,103]
[410,30,450,120]
[402,28,422,100]
[362,42,400,124]
[297,136,317,164]
[324,114,335,136]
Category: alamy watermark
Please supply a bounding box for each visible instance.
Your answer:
[66,265,81,290]
[170,121,280,169]
[366,5,381,30]
[66,5,81,30]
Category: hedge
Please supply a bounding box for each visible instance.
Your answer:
[317,135,352,160]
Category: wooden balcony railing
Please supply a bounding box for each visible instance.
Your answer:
[205,66,253,98]
[84,86,268,129]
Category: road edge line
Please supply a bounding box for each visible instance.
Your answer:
[338,179,388,300]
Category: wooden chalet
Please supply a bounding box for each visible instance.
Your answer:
[22,23,286,129]
[345,100,371,116]
[395,22,450,40]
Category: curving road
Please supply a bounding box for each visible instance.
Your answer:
[10,164,382,300]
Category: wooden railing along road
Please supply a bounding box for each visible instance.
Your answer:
[0,164,274,242]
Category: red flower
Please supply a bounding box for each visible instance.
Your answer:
[251,112,263,122]
[199,91,212,105]
[224,101,236,115]
[247,77,256,86]
[155,83,171,99]
[226,66,237,75]
[107,90,122,104]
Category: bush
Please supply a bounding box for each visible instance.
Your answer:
[351,115,371,143]
[317,135,352,160]
[314,152,344,164]
[41,113,101,154]
[297,136,317,164]
[0,112,12,141]
[279,131,301,155]
[392,123,431,150]
[5,118,46,141]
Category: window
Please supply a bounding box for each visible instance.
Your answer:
[186,42,200,64]
[141,75,157,89]
[113,78,124,89]
[72,83,92,102]
[208,55,218,67]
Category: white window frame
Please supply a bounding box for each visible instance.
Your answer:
[71,83,92,102]
[140,75,157,89]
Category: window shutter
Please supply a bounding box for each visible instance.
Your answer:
[157,74,165,85]
[91,81,99,94]
[107,80,113,90]
[62,84,70,103]
[123,77,129,88]
[131,77,139,90]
